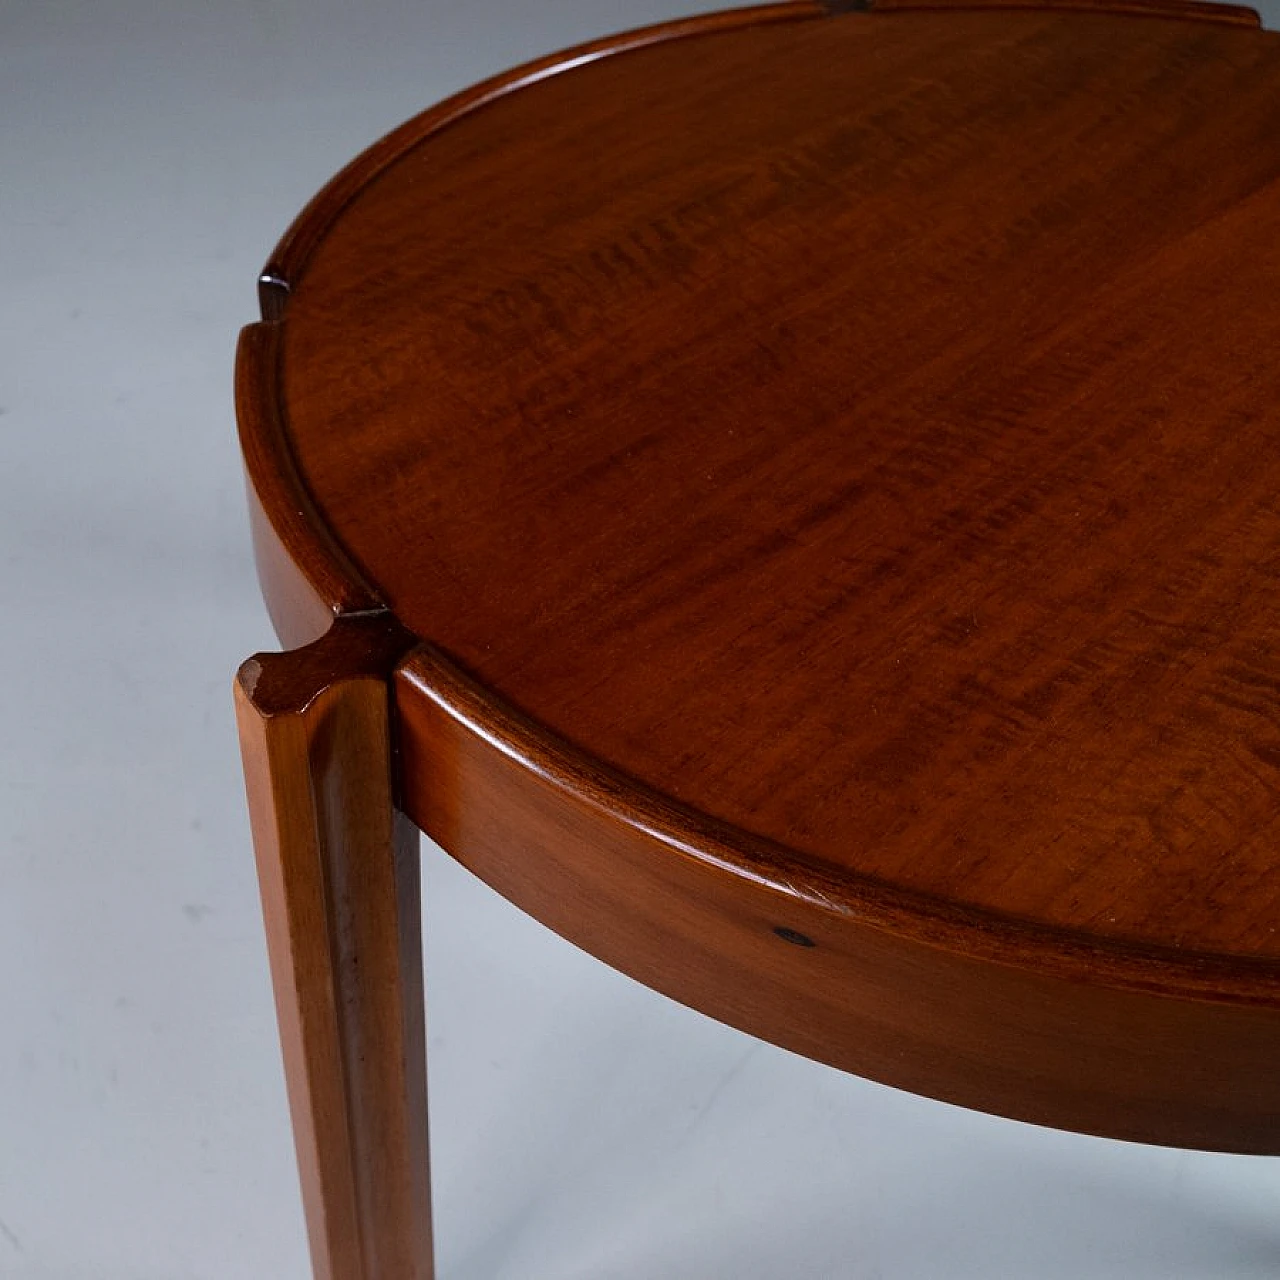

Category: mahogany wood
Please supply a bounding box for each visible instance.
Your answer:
[236,3,1280,1275]
[396,644,1280,1152]
[235,323,383,648]
[272,0,1280,966]
[235,617,430,1279]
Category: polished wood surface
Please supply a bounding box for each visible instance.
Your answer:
[235,617,431,1279]
[396,644,1280,1153]
[275,1,1280,964]
[237,0,1280,1176]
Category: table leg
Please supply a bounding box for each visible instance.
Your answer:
[234,617,432,1280]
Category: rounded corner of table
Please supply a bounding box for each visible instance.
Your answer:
[235,318,384,650]
[253,1,834,314]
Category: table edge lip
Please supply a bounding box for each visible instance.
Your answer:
[391,641,1280,1005]
[253,0,1263,319]
[257,1,829,319]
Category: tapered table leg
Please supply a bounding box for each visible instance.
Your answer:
[234,617,431,1280]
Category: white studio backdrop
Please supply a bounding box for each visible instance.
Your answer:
[2,2,1279,1277]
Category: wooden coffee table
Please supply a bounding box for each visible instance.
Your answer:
[233,3,1280,1275]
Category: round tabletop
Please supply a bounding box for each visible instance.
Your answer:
[238,0,1280,1152]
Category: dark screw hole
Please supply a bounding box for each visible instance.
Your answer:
[773,926,816,948]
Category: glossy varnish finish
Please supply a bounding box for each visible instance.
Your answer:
[236,13,1280,1279]
[276,3,1280,965]
[395,644,1280,1153]
[235,618,430,1278]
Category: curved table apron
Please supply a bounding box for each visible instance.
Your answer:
[237,0,1280,1154]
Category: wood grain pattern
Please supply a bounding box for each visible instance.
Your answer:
[236,0,1280,1163]
[396,645,1280,1152]
[276,5,1280,964]
[259,2,829,310]
[235,616,430,1279]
